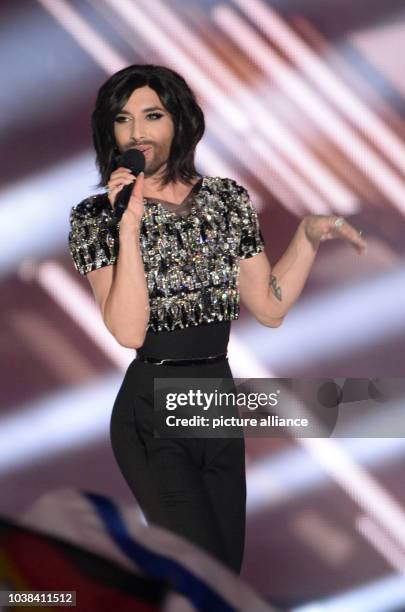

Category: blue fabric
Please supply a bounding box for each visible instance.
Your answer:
[84,491,235,612]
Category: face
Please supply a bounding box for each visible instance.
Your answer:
[113,85,175,178]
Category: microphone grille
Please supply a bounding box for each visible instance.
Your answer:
[117,148,146,175]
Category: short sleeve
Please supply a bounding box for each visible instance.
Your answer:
[68,197,119,276]
[232,182,265,259]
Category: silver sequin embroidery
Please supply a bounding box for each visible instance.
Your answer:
[68,176,265,332]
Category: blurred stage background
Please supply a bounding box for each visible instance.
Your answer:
[1,0,405,610]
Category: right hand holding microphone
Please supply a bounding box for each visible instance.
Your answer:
[107,166,145,233]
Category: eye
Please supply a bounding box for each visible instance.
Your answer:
[114,112,164,123]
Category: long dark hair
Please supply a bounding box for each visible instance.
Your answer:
[91,64,205,189]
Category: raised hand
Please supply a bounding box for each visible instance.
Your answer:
[106,166,136,209]
[106,166,145,234]
[303,214,367,255]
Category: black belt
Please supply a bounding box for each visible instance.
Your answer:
[135,352,228,366]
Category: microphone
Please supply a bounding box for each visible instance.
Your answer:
[112,148,146,222]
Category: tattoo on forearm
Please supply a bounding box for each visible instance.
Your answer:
[269,274,282,301]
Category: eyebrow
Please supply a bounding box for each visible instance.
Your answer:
[117,106,165,115]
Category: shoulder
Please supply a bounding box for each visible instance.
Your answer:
[203,176,248,198]
[69,192,111,226]
[68,192,118,277]
[203,175,242,189]
[204,177,251,211]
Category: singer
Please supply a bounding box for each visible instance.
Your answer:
[68,64,366,574]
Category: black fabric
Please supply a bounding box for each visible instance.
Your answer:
[110,324,246,574]
[135,353,227,365]
[137,320,231,360]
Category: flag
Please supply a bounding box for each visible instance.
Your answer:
[0,488,278,611]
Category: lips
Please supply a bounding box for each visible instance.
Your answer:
[135,146,151,155]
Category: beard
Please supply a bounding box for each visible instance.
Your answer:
[143,145,171,178]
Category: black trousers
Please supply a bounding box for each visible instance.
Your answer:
[109,322,246,574]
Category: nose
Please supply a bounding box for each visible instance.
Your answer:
[130,120,146,143]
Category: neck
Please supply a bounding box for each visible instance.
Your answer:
[143,171,199,200]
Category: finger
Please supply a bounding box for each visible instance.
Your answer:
[341,227,367,252]
[331,220,358,242]
[109,173,135,185]
[108,184,125,208]
[108,168,134,183]
[128,172,144,201]
[114,166,134,176]
[354,239,367,255]
[343,223,367,248]
[355,234,367,248]
[323,217,367,253]
[108,176,135,192]
[109,171,135,182]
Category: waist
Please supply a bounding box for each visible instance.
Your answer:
[137,320,231,360]
[135,352,228,366]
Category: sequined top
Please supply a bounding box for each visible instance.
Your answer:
[68,176,265,332]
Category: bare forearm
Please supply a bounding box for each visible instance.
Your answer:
[104,229,150,347]
[266,219,319,319]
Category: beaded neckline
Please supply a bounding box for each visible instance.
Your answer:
[143,177,206,218]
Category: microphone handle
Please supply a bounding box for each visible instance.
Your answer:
[112,181,136,223]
